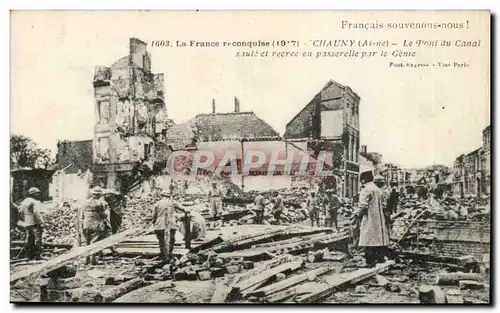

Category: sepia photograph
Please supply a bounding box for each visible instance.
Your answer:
[9,10,491,304]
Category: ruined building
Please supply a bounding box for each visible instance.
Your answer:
[284,80,360,198]
[91,38,167,190]
[453,124,491,196]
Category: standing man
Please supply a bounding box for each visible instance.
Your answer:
[253,192,267,224]
[387,184,400,216]
[82,187,110,265]
[355,172,390,268]
[306,191,321,227]
[152,189,189,260]
[208,182,223,218]
[374,175,391,234]
[18,187,45,260]
[106,190,124,235]
[271,191,284,225]
[324,189,341,230]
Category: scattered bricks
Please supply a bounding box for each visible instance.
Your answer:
[134,260,146,266]
[185,268,199,281]
[230,257,244,265]
[459,280,485,290]
[375,275,389,287]
[385,282,401,293]
[197,270,212,281]
[354,286,367,294]
[436,272,481,285]
[323,252,347,262]
[224,264,241,274]
[242,261,254,270]
[307,248,329,263]
[145,274,158,281]
[46,264,77,279]
[215,258,225,267]
[418,285,447,304]
[105,275,134,286]
[210,267,225,278]
[275,273,286,282]
[47,276,83,290]
[48,287,100,302]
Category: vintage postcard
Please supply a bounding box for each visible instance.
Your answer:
[10,10,490,304]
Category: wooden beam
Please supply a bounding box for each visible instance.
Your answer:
[234,260,304,293]
[213,254,298,303]
[95,277,145,302]
[265,282,326,303]
[216,249,273,261]
[10,227,148,283]
[113,281,172,303]
[248,267,331,298]
[189,236,224,253]
[209,226,302,253]
[296,260,395,303]
[435,272,481,285]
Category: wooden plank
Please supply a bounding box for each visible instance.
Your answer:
[234,259,304,293]
[210,226,302,253]
[435,272,481,285]
[212,253,299,303]
[252,232,336,249]
[265,282,323,303]
[10,227,147,283]
[296,260,395,303]
[211,276,238,303]
[189,236,224,253]
[248,267,331,298]
[216,249,272,261]
[235,254,297,282]
[113,281,172,303]
[95,277,145,302]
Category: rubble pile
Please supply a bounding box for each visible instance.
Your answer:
[391,195,490,240]
[120,197,157,231]
[42,203,80,245]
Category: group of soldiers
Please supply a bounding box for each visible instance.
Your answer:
[304,188,342,229]
[14,183,207,264]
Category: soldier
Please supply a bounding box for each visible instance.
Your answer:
[82,187,110,265]
[18,187,45,260]
[306,190,321,227]
[208,182,223,218]
[355,172,390,268]
[253,191,267,224]
[271,191,284,225]
[324,189,341,230]
[152,189,189,260]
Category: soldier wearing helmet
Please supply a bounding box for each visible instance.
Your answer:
[152,189,189,260]
[82,186,110,265]
[18,187,45,260]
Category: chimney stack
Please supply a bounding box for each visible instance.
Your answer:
[212,99,216,114]
[234,97,240,113]
[361,145,367,154]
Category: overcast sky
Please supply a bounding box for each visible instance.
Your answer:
[11,11,490,168]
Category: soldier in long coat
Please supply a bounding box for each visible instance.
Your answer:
[355,172,390,267]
